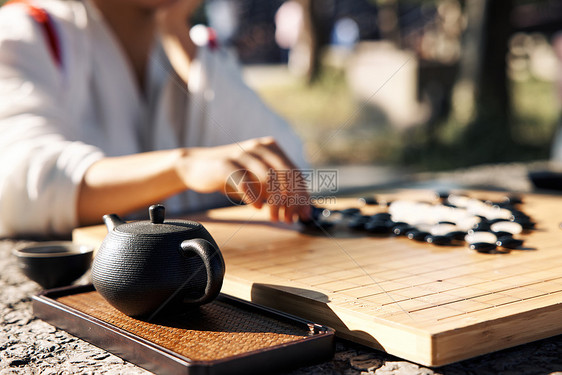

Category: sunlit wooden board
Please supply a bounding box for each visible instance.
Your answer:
[73,190,562,366]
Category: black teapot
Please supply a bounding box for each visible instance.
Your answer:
[91,204,225,317]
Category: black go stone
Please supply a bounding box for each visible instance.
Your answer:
[299,206,332,231]
[519,220,536,230]
[496,237,524,249]
[300,220,334,232]
[446,231,467,241]
[317,211,344,226]
[492,198,521,209]
[472,221,491,231]
[339,208,362,217]
[348,216,370,230]
[488,218,510,225]
[316,221,335,230]
[438,221,456,226]
[510,215,535,229]
[391,221,409,229]
[310,206,324,221]
[510,210,531,221]
[364,220,393,234]
[493,202,513,209]
[407,230,431,242]
[468,228,493,235]
[393,224,415,236]
[371,212,390,220]
[492,231,513,239]
[359,196,378,205]
[434,191,450,200]
[503,195,523,205]
[469,242,498,253]
[426,235,452,246]
[370,213,392,221]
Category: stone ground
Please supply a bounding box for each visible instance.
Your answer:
[3,162,562,374]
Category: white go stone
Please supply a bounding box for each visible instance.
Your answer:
[447,195,471,208]
[390,201,434,225]
[466,199,490,216]
[431,223,457,236]
[446,208,470,223]
[465,231,497,244]
[389,201,417,221]
[433,204,458,223]
[490,221,523,234]
[456,215,482,231]
[485,207,513,221]
[415,223,433,233]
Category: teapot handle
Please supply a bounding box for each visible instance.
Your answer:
[180,238,225,305]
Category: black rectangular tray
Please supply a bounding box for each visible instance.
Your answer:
[32,285,334,375]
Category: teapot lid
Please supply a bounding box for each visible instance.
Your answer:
[113,204,202,235]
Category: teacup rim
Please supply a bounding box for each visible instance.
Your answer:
[13,241,94,258]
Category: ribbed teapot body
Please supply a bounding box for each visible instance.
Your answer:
[92,221,222,317]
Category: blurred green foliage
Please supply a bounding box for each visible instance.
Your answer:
[256,66,559,170]
[256,67,405,166]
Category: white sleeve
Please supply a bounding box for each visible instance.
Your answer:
[185,46,308,169]
[0,5,103,237]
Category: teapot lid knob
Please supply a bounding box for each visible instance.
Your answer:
[149,204,165,224]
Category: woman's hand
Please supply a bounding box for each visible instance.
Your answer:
[177,137,312,223]
[78,137,310,226]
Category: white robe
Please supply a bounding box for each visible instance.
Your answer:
[0,0,306,237]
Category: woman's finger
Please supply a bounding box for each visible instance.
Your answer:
[269,200,280,222]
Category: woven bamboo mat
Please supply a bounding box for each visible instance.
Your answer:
[56,291,312,361]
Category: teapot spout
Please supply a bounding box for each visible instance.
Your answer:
[103,214,126,232]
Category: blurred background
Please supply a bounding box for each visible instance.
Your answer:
[3,0,561,178]
[195,0,562,175]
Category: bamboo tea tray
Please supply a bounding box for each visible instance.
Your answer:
[32,285,334,375]
[73,190,562,366]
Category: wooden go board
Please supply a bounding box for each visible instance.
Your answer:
[73,190,562,367]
